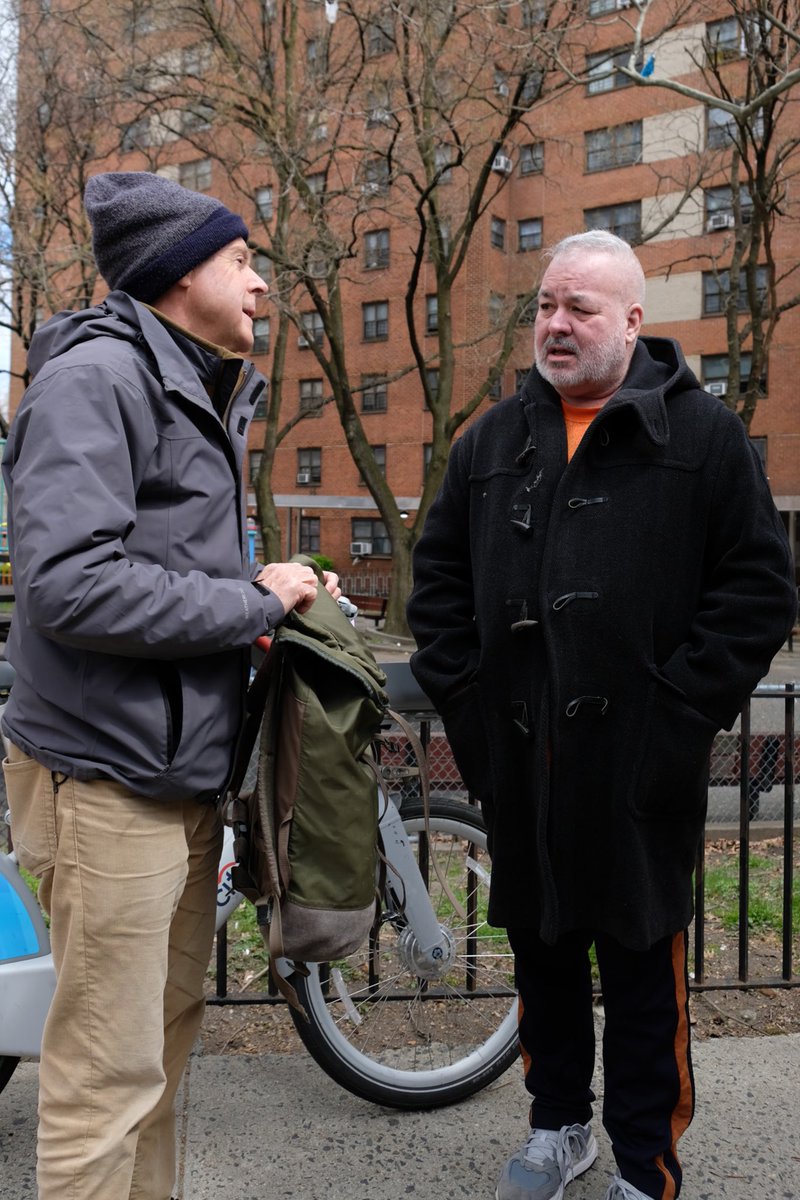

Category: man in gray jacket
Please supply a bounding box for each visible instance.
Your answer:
[2,171,336,1199]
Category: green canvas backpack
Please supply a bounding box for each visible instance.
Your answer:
[224,557,389,1010]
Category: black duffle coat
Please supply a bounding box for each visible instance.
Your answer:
[408,337,797,949]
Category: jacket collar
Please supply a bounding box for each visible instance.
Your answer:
[521,336,698,450]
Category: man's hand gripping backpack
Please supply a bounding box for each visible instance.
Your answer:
[224,557,389,1012]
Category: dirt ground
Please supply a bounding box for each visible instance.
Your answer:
[200,837,800,1057]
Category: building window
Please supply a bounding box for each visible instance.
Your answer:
[366,15,393,58]
[515,368,529,391]
[297,447,322,486]
[361,375,388,413]
[351,518,391,555]
[182,103,214,133]
[749,436,767,470]
[423,443,432,479]
[518,70,542,106]
[255,186,273,220]
[584,200,641,243]
[517,294,536,325]
[299,311,324,348]
[519,142,544,175]
[426,295,438,334]
[585,121,642,172]
[249,450,263,484]
[425,368,439,408]
[364,228,390,269]
[701,352,766,397]
[366,86,392,127]
[306,38,327,73]
[702,266,768,316]
[707,105,763,150]
[253,253,272,284]
[435,144,455,183]
[299,378,324,415]
[518,217,543,252]
[305,172,326,198]
[489,293,504,327]
[490,217,506,250]
[122,118,152,151]
[299,516,320,554]
[179,158,212,191]
[489,373,503,400]
[586,46,633,95]
[359,444,386,486]
[589,0,622,11]
[705,184,753,231]
[363,301,389,341]
[252,317,270,354]
[706,17,743,64]
[521,1,546,27]
[362,157,390,197]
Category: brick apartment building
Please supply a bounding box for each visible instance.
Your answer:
[10,1,800,596]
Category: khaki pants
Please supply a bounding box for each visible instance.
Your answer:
[3,743,222,1200]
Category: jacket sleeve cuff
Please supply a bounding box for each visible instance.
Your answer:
[252,582,286,633]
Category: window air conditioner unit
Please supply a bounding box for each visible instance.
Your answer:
[707,381,727,396]
[296,470,312,485]
[492,153,513,175]
[297,334,310,347]
[350,541,372,556]
[707,212,735,232]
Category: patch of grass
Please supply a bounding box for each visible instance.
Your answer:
[703,851,799,936]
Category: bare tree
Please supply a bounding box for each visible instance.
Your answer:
[83,0,585,631]
[1,1,104,421]
[591,0,800,429]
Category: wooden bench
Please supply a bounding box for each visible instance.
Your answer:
[348,594,388,626]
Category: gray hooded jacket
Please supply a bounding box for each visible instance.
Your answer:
[2,291,284,801]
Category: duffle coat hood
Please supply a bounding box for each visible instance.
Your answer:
[408,337,796,948]
[3,292,284,802]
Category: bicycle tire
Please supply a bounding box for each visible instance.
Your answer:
[288,799,519,1109]
[0,1056,20,1096]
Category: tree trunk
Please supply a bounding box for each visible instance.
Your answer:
[384,535,414,640]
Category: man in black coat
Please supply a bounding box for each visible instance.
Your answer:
[407,231,796,1200]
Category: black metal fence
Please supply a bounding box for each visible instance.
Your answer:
[207,682,798,1004]
[1,682,796,997]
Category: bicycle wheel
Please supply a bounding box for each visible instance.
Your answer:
[0,1056,20,1096]
[288,799,519,1109]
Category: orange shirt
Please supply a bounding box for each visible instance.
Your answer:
[561,399,604,461]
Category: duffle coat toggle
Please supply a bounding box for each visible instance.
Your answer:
[552,591,599,611]
[507,597,539,633]
[568,496,608,509]
[565,695,609,717]
[510,502,532,532]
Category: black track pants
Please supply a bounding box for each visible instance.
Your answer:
[508,927,695,1200]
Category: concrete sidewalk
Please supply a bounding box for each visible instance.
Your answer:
[2,1033,799,1199]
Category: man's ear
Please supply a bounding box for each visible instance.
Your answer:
[174,270,194,291]
[625,303,643,342]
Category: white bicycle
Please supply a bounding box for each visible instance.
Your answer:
[0,665,519,1110]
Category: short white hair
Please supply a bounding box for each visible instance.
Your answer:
[543,231,645,306]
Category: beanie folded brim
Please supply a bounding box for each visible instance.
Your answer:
[122,207,249,304]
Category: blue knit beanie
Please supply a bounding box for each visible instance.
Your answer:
[84,171,249,304]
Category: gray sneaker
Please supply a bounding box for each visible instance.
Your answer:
[604,1175,655,1200]
[496,1122,598,1200]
